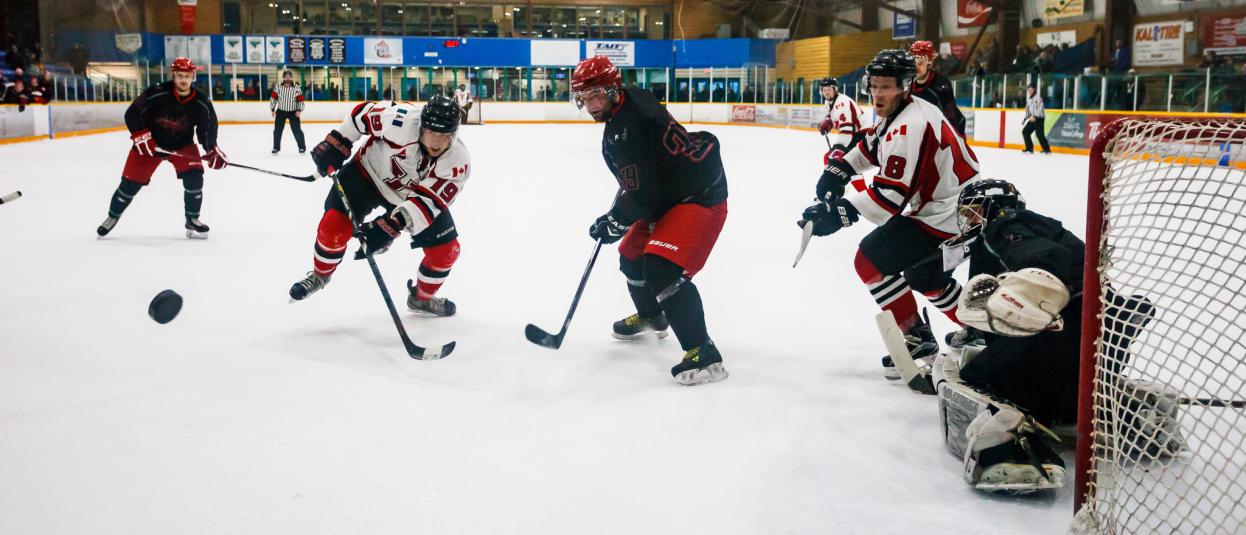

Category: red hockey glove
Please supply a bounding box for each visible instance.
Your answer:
[131,129,156,157]
[204,146,228,170]
[819,116,834,136]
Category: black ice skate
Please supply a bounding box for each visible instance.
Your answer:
[612,312,670,341]
[882,319,938,381]
[945,327,986,349]
[289,272,330,301]
[405,279,456,316]
[185,217,210,239]
[97,216,119,237]
[671,341,728,386]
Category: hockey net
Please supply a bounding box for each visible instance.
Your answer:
[464,99,482,125]
[1073,117,1246,534]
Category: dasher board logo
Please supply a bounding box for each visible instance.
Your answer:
[587,41,635,67]
[731,105,756,123]
[364,38,403,64]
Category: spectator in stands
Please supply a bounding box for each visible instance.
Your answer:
[213,79,226,100]
[1032,50,1054,75]
[1011,44,1034,73]
[66,43,89,76]
[971,59,987,77]
[1198,50,1226,70]
[4,78,27,110]
[1110,40,1130,73]
[25,75,45,104]
[1121,69,1145,111]
[242,79,258,100]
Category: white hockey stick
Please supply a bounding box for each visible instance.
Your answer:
[0,191,22,204]
[875,311,936,395]
[792,219,814,268]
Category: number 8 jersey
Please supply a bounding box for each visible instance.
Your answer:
[336,101,472,234]
[842,96,979,238]
[601,87,728,225]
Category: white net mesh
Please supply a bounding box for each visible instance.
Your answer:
[1076,118,1246,534]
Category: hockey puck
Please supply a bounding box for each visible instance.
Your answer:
[148,289,183,324]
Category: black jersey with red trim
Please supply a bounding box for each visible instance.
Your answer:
[124,81,219,151]
[911,71,966,137]
[601,86,728,225]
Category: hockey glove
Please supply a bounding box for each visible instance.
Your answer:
[818,116,834,136]
[588,212,629,244]
[312,130,354,176]
[798,197,859,237]
[204,146,228,170]
[817,158,855,201]
[828,143,849,161]
[354,210,408,259]
[131,129,157,157]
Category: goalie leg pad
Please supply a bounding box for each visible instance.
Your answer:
[964,408,1066,494]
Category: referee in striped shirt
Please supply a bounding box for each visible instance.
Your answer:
[271,70,306,154]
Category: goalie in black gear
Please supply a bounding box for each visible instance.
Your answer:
[932,179,1166,493]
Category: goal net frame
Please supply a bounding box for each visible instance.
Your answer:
[1074,116,1246,534]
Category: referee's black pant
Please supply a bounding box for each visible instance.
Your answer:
[273,110,306,152]
[1022,116,1051,153]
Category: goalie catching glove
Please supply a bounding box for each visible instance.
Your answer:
[957,268,1069,336]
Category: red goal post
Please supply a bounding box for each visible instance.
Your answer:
[1075,117,1246,533]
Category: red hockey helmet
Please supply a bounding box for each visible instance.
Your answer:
[171,57,199,73]
[908,40,936,60]
[572,55,621,94]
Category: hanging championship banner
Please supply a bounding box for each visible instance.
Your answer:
[327,37,347,64]
[187,35,211,66]
[223,35,244,63]
[177,0,197,34]
[266,36,286,64]
[288,37,306,63]
[308,37,326,62]
[245,36,265,63]
[115,33,143,55]
[164,35,189,63]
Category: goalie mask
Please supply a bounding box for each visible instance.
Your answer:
[955,179,1025,244]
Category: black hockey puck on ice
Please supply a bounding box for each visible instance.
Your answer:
[148,290,183,324]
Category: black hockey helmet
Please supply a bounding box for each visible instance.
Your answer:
[421,95,460,134]
[955,179,1025,241]
[818,77,838,88]
[865,49,918,91]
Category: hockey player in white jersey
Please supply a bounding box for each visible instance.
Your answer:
[289,95,470,317]
[816,77,866,193]
[798,50,980,379]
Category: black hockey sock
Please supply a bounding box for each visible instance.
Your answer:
[108,178,143,218]
[181,171,204,218]
[644,255,709,351]
[621,257,662,318]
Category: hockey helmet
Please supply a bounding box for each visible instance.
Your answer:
[421,95,461,134]
[818,77,839,88]
[956,179,1025,241]
[170,57,199,73]
[909,40,937,60]
[865,49,917,91]
[572,55,622,109]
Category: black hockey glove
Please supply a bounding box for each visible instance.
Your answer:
[588,212,629,244]
[817,158,855,201]
[354,210,408,259]
[798,197,859,237]
[311,130,354,176]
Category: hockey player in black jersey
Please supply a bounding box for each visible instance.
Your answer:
[909,41,967,137]
[932,179,1165,493]
[97,57,227,239]
[572,55,729,386]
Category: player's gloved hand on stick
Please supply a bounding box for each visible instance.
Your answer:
[354,210,408,259]
[312,130,354,176]
[818,116,834,136]
[828,143,848,161]
[131,129,157,157]
[798,197,859,237]
[204,146,228,169]
[818,158,855,201]
[588,212,628,244]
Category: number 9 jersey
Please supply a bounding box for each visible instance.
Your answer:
[601,87,728,225]
[336,101,471,235]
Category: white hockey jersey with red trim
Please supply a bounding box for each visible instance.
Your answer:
[334,101,472,235]
[824,93,864,148]
[843,96,979,237]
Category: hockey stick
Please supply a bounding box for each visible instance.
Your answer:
[525,238,604,350]
[0,191,21,204]
[327,171,455,360]
[792,218,814,268]
[157,148,316,182]
[875,311,936,395]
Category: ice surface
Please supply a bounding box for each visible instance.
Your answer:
[0,123,1090,534]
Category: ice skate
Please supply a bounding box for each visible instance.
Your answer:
[97,216,119,237]
[671,341,728,386]
[289,272,330,301]
[882,319,938,380]
[185,217,210,239]
[612,312,670,341]
[405,279,456,316]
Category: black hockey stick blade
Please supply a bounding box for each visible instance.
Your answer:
[0,191,21,204]
[407,338,456,360]
[524,323,564,349]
